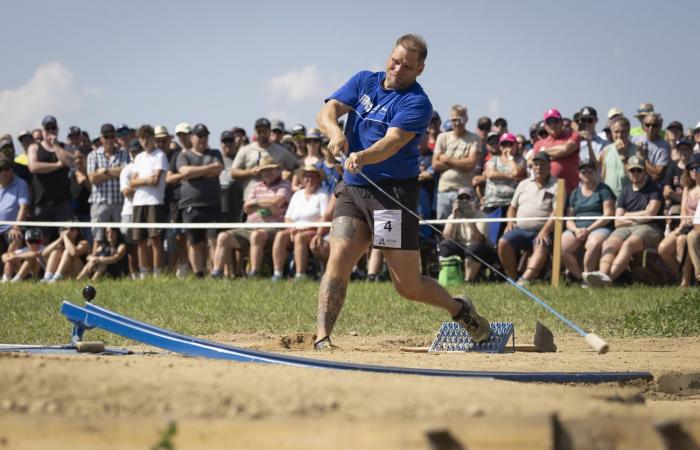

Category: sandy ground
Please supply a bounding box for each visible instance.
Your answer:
[0,333,699,449]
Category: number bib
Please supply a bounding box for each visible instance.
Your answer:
[373,209,402,248]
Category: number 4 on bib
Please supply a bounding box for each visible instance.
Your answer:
[373,210,401,248]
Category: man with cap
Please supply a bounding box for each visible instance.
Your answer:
[219,130,244,224]
[585,155,663,287]
[116,124,135,153]
[231,118,299,199]
[532,108,580,194]
[65,126,83,155]
[632,112,670,184]
[212,155,292,278]
[163,125,190,276]
[175,124,223,277]
[175,123,193,151]
[432,104,481,219]
[498,152,558,285]
[270,120,286,144]
[577,106,609,164]
[86,123,129,243]
[290,124,307,159]
[0,155,30,257]
[27,115,76,242]
[314,34,490,350]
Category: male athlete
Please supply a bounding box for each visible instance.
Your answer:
[314,34,490,350]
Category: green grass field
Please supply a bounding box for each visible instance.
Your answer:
[1,278,698,345]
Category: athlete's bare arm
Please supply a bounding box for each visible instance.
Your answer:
[345,127,415,174]
[317,100,352,157]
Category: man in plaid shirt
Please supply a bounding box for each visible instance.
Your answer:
[87,123,130,243]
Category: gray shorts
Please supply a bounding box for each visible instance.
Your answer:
[609,224,663,248]
[91,202,123,241]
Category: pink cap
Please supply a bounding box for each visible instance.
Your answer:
[543,108,561,120]
[499,132,517,144]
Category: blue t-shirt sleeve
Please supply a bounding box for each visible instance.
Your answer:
[326,71,370,106]
[389,95,432,134]
[18,178,30,205]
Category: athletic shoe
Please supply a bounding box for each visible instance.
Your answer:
[271,274,283,282]
[314,336,335,351]
[175,264,188,279]
[452,296,491,344]
[584,271,612,288]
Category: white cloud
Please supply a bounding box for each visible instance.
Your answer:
[267,65,331,104]
[0,62,100,135]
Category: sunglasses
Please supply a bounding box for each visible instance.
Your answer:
[44,126,58,132]
[644,122,660,129]
[628,168,644,174]
[102,134,115,140]
[450,118,464,123]
[500,141,514,147]
[545,118,561,125]
[580,117,595,124]
[221,138,234,144]
[579,167,594,173]
[478,124,491,131]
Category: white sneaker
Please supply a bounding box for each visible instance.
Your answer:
[585,271,612,288]
[175,264,188,279]
[597,272,613,287]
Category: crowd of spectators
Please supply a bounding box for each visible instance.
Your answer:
[2,102,700,287]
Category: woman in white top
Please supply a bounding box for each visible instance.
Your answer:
[272,165,329,280]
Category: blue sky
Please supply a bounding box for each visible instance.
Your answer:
[1,0,699,142]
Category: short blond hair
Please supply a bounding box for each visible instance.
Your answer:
[451,104,467,117]
[395,34,428,62]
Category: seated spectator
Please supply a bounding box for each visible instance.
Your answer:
[662,137,693,225]
[561,160,615,284]
[633,113,670,184]
[658,152,700,287]
[439,188,498,282]
[600,116,642,197]
[0,156,30,256]
[271,165,329,280]
[309,194,336,272]
[212,157,292,277]
[2,228,44,282]
[687,195,700,283]
[498,152,558,285]
[77,228,128,281]
[481,132,526,244]
[531,108,580,194]
[585,156,663,287]
[665,121,685,162]
[41,226,89,282]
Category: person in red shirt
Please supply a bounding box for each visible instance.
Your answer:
[532,108,580,194]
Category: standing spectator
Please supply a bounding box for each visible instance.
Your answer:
[600,116,642,197]
[116,124,135,153]
[665,121,685,161]
[481,133,526,244]
[270,120,286,144]
[633,113,670,184]
[599,107,623,142]
[176,124,223,278]
[69,149,92,244]
[27,115,76,242]
[86,123,129,243]
[271,165,329,280]
[630,103,661,138]
[0,136,29,186]
[498,152,558,285]
[577,106,609,164]
[231,127,248,150]
[31,129,43,144]
[77,227,128,281]
[119,139,142,279]
[175,123,193,150]
[65,126,82,154]
[585,156,663,287]
[130,125,168,278]
[41,226,89,282]
[531,108,580,194]
[561,160,615,284]
[432,104,481,219]
[290,124,307,159]
[0,156,30,256]
[219,130,244,223]
[164,125,189,277]
[658,150,700,286]
[426,110,441,151]
[212,157,292,278]
[231,118,298,199]
[292,128,325,191]
[1,228,44,282]
[493,117,508,135]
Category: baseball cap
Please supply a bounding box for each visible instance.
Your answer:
[693,121,700,132]
[154,125,169,138]
[42,115,57,128]
[442,119,453,132]
[0,134,13,149]
[579,106,597,118]
[666,121,684,131]
[627,155,645,170]
[306,128,323,140]
[635,103,655,118]
[255,118,271,129]
[543,108,561,121]
[68,126,81,137]
[532,152,551,163]
[607,107,623,120]
[175,122,192,135]
[231,127,246,136]
[24,228,43,243]
[676,137,694,149]
[477,116,492,131]
[494,117,508,127]
[687,153,700,170]
[499,132,516,144]
[191,124,210,137]
[116,124,131,137]
[457,187,473,199]
[100,123,116,136]
[18,130,33,140]
[0,156,12,171]
[270,120,285,132]
[221,130,234,141]
[291,124,306,136]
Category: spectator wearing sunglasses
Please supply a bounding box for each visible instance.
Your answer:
[432,104,481,219]
[27,115,76,242]
[585,156,663,287]
[86,123,129,243]
[1,228,44,282]
[531,108,580,194]
[577,106,609,165]
[600,116,642,197]
[633,112,670,184]
[0,156,30,257]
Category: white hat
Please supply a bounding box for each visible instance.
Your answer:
[154,125,169,138]
[607,107,623,119]
[175,122,191,134]
[694,121,700,132]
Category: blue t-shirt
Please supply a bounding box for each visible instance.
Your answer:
[326,71,432,185]
[0,176,30,233]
